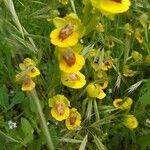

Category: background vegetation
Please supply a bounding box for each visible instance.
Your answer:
[0,0,150,149]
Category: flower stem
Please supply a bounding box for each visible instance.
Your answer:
[31,89,55,150]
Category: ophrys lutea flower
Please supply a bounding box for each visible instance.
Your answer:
[90,0,131,15]
[16,58,40,91]
[50,13,84,47]
[17,58,40,79]
[113,97,133,110]
[61,71,86,89]
[56,48,85,73]
[86,83,106,100]
[65,108,81,130]
[123,115,138,129]
[49,95,70,121]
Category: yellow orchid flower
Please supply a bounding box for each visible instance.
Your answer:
[61,71,86,89]
[135,28,144,44]
[86,83,106,100]
[49,95,70,121]
[50,13,84,47]
[18,58,40,78]
[65,108,81,130]
[57,48,85,73]
[59,0,68,5]
[113,97,133,110]
[123,115,138,129]
[90,0,131,15]
[21,77,35,91]
[131,51,143,62]
[123,65,136,77]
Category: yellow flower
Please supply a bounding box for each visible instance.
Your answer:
[135,28,144,44]
[50,13,84,47]
[96,22,105,32]
[131,51,143,62]
[50,26,79,47]
[88,49,97,61]
[58,48,85,73]
[16,58,40,91]
[123,115,138,129]
[86,83,106,100]
[89,50,113,72]
[97,71,108,79]
[19,58,36,69]
[27,67,40,78]
[59,0,68,5]
[113,98,123,108]
[61,71,86,89]
[21,77,35,91]
[49,95,70,121]
[65,108,81,130]
[124,23,133,36]
[139,14,148,28]
[18,58,40,78]
[108,40,115,48]
[123,65,136,77]
[99,81,108,90]
[90,0,131,15]
[101,59,113,71]
[113,97,133,110]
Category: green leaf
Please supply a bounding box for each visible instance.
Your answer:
[79,134,88,150]
[0,85,9,108]
[59,138,82,143]
[21,118,34,144]
[138,79,150,110]
[93,135,107,150]
[4,92,24,112]
[137,135,150,150]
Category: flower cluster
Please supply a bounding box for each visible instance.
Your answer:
[49,95,81,130]
[113,97,138,129]
[50,13,86,89]
[16,58,40,91]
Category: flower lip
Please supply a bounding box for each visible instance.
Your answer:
[63,50,76,66]
[55,103,65,115]
[68,73,80,81]
[111,0,122,3]
[59,24,73,41]
[69,116,77,125]
[23,78,32,87]
[31,68,36,73]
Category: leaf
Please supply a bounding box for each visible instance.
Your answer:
[4,92,24,112]
[0,85,9,108]
[21,118,34,135]
[0,130,20,143]
[137,135,150,150]
[79,134,88,150]
[21,118,34,144]
[59,138,82,143]
[93,135,107,150]
[138,79,150,110]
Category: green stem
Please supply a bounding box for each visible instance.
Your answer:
[31,89,55,150]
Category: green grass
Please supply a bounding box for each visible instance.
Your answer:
[0,0,150,149]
